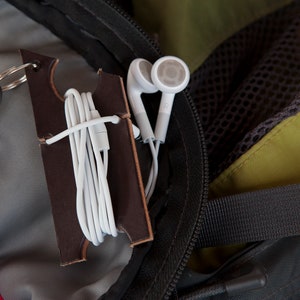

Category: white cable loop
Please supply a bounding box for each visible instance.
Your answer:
[46,88,120,246]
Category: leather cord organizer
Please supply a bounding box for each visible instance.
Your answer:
[21,49,153,266]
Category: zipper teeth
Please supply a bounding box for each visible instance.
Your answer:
[105,0,210,296]
[165,92,210,299]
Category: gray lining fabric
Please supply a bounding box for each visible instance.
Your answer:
[0,1,132,299]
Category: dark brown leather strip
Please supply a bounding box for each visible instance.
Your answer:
[21,49,153,265]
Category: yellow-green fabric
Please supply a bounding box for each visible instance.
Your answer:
[132,0,292,73]
[210,112,300,198]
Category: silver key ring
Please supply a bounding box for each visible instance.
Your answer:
[0,62,38,92]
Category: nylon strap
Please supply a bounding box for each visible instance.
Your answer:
[197,184,300,247]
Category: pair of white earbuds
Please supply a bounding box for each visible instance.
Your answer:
[126,56,190,200]
[126,56,190,144]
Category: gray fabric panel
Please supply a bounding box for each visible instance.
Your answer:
[0,1,132,299]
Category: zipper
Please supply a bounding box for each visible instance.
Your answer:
[164,91,209,299]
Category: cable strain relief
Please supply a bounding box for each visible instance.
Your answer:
[154,112,170,144]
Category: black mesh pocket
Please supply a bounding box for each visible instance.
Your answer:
[189,2,300,180]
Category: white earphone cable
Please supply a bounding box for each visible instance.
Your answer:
[145,140,160,201]
[46,88,119,246]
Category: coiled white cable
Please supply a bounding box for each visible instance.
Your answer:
[46,88,120,246]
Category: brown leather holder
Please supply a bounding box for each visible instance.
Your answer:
[21,49,153,266]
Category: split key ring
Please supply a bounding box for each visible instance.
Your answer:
[0,62,39,92]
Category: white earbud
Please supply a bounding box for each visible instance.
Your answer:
[151,56,190,143]
[126,56,190,202]
[127,58,158,142]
